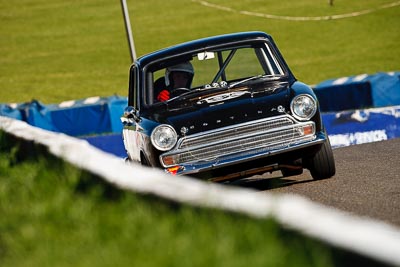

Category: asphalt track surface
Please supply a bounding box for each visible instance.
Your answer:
[233,138,400,227]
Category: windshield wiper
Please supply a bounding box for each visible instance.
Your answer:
[164,84,231,105]
[228,75,263,88]
[164,88,207,103]
[228,74,282,88]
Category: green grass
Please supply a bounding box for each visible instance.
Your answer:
[0,135,341,267]
[0,0,399,104]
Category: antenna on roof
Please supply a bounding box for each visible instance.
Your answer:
[120,0,137,63]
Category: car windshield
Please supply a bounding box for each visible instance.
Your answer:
[144,41,286,105]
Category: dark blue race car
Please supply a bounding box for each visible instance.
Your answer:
[121,31,335,182]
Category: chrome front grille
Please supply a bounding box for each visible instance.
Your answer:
[161,115,316,167]
[179,116,293,149]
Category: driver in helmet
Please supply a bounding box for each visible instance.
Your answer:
[155,61,194,102]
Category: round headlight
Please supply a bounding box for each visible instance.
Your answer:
[151,125,178,151]
[290,94,317,120]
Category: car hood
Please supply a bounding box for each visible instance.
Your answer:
[147,80,291,136]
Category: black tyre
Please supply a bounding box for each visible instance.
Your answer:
[140,153,151,166]
[307,138,336,180]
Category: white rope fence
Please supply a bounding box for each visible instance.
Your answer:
[1,115,400,266]
[191,0,400,21]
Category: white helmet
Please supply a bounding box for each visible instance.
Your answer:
[165,61,194,86]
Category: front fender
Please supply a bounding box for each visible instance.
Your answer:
[140,134,163,167]
[290,81,323,132]
[291,81,318,98]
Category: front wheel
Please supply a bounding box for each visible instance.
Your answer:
[306,138,336,180]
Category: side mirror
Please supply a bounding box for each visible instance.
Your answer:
[121,106,140,124]
[123,106,136,118]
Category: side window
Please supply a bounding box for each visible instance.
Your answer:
[140,63,164,106]
[153,69,165,83]
[144,66,166,106]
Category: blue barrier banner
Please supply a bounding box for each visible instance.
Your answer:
[0,103,23,121]
[315,71,400,109]
[82,134,126,158]
[369,72,400,107]
[25,100,57,132]
[314,81,372,112]
[324,106,400,148]
[0,96,128,137]
[50,104,111,136]
[107,95,128,133]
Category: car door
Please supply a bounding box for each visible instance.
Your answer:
[122,65,141,162]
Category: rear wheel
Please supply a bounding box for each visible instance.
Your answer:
[306,138,336,180]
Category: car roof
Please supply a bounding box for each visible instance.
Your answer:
[136,31,273,66]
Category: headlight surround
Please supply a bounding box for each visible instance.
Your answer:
[151,124,178,151]
[290,94,317,121]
